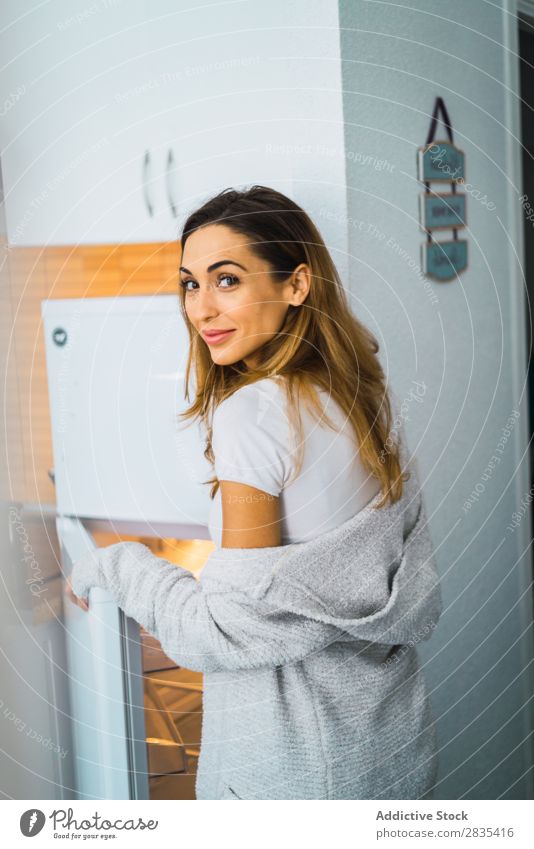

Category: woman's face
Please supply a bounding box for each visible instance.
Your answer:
[180,224,309,368]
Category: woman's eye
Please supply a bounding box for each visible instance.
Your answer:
[218,273,238,288]
[179,274,238,293]
[180,279,197,292]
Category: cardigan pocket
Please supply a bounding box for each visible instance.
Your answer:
[221,784,242,800]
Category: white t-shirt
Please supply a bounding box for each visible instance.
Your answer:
[208,376,382,546]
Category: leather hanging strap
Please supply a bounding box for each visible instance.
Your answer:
[425,96,454,145]
[424,96,458,242]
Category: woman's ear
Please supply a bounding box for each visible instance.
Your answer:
[290,263,311,305]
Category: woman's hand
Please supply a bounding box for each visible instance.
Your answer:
[65,574,89,612]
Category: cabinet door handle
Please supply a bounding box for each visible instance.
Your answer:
[142,149,154,217]
[166,147,177,218]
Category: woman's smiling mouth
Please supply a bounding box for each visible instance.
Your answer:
[202,328,236,345]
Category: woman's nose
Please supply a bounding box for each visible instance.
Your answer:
[190,282,219,322]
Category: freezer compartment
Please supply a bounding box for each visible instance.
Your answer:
[58,514,214,800]
[41,295,213,527]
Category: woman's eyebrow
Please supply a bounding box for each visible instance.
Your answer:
[179,260,248,275]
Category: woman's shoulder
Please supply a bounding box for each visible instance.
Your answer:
[211,377,293,495]
[213,377,289,429]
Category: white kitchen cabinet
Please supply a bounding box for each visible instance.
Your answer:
[1,0,347,267]
[1,0,166,245]
[139,0,349,272]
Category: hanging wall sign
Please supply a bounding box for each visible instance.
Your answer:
[422,239,468,281]
[420,192,467,230]
[417,140,465,183]
[418,96,468,281]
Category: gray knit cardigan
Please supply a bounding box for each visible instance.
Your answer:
[71,435,442,801]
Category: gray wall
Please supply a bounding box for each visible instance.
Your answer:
[338,0,534,799]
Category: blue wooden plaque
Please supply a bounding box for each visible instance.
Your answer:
[418,140,465,182]
[422,239,468,280]
[420,192,466,230]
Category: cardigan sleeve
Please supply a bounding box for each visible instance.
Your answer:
[70,541,342,673]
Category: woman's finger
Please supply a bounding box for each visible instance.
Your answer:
[65,575,89,611]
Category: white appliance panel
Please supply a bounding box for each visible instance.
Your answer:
[42,296,212,531]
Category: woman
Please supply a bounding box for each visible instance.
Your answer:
[176,184,410,550]
[68,185,442,800]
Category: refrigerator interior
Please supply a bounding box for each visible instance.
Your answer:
[91,528,214,801]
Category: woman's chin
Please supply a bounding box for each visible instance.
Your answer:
[210,350,241,367]
[208,343,260,369]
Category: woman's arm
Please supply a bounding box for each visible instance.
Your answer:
[219,480,282,548]
[210,379,293,548]
[69,540,342,673]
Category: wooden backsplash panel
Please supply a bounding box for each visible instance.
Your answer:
[7,241,181,504]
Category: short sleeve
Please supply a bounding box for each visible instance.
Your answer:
[211,380,294,496]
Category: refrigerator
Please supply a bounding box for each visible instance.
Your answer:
[41,294,216,800]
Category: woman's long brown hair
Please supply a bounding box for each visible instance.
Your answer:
[176,185,409,509]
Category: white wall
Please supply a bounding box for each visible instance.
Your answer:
[0,161,75,798]
[338,0,534,799]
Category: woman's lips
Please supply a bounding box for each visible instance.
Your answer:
[202,329,236,345]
